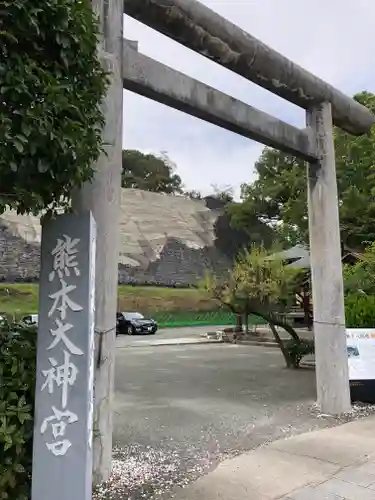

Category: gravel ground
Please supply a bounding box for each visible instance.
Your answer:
[93,344,375,500]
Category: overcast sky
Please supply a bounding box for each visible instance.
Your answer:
[123,0,375,197]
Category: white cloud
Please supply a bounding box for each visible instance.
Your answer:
[123,0,375,196]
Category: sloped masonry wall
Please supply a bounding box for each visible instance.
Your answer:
[0,189,231,286]
[0,225,229,286]
[0,223,40,282]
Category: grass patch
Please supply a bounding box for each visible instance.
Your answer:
[0,283,221,319]
[0,284,39,318]
[117,285,218,313]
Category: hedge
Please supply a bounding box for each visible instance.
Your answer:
[0,322,37,500]
[283,294,375,369]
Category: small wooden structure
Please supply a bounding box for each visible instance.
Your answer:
[269,245,362,328]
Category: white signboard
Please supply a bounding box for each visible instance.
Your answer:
[346,328,375,381]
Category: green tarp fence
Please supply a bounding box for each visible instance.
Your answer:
[151,310,264,329]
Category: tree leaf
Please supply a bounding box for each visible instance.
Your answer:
[13,140,24,153]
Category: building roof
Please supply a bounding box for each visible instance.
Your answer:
[268,244,361,270]
[267,244,310,269]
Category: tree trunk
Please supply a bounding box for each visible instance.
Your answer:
[256,309,301,343]
[301,282,313,330]
[235,314,243,332]
[268,322,292,367]
[244,311,249,334]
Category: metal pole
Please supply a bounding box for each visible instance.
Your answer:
[72,0,123,484]
[307,102,351,415]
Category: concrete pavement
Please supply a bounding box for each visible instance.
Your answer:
[115,324,311,349]
[171,416,375,500]
[110,343,332,499]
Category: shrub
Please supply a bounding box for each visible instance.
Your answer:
[284,294,375,369]
[285,338,314,368]
[0,321,37,500]
[345,294,375,328]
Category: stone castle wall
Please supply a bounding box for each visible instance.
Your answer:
[0,189,230,285]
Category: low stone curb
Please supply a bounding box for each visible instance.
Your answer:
[236,339,280,348]
[300,360,316,368]
[117,338,224,348]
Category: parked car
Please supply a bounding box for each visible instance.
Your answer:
[116,312,157,335]
[22,314,39,326]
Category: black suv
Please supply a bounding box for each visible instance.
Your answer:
[116,312,157,335]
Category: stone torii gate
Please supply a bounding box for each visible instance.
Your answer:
[75,0,375,484]
[123,0,374,411]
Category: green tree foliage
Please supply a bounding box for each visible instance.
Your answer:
[343,242,375,295]
[207,185,277,260]
[345,294,375,328]
[234,246,298,312]
[184,184,272,260]
[122,150,183,194]
[202,245,304,366]
[202,245,298,317]
[184,189,202,200]
[341,243,375,328]
[185,185,233,203]
[214,208,276,260]
[0,0,108,215]
[210,184,234,204]
[0,322,37,500]
[229,92,375,250]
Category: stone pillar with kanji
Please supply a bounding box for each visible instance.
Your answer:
[31,212,96,500]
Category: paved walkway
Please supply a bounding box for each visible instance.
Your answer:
[172,416,375,499]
